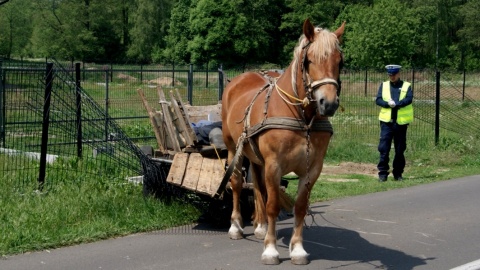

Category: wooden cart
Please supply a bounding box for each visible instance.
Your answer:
[138,86,229,198]
[138,86,293,223]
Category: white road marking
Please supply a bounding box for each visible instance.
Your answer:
[303,240,346,249]
[356,230,391,237]
[359,218,396,224]
[450,259,480,270]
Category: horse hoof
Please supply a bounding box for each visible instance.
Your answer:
[228,230,243,240]
[228,228,243,240]
[261,255,280,265]
[254,224,267,239]
[290,247,309,265]
[291,256,309,265]
[262,245,280,265]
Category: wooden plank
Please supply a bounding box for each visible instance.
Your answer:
[184,103,222,123]
[157,86,182,152]
[173,89,198,143]
[169,90,195,146]
[166,153,189,186]
[137,88,166,152]
[196,158,215,195]
[210,158,227,197]
[181,153,203,191]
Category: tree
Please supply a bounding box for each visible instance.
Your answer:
[457,0,480,69]
[337,0,420,68]
[0,0,33,58]
[127,0,173,63]
[280,0,349,64]
[27,0,126,62]
[161,0,192,64]
[187,0,276,67]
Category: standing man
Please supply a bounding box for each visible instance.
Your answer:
[376,64,414,182]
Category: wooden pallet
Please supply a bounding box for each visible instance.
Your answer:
[166,152,227,197]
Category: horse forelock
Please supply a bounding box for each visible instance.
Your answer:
[291,28,341,89]
[297,28,340,63]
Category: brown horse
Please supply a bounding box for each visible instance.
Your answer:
[221,19,345,265]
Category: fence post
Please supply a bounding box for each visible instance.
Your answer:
[172,62,175,87]
[38,62,54,189]
[75,63,83,158]
[364,69,368,97]
[110,63,113,82]
[435,71,440,146]
[82,61,85,81]
[462,69,466,101]
[411,68,415,92]
[0,59,4,147]
[105,67,110,141]
[218,64,224,102]
[188,64,193,105]
[206,62,209,88]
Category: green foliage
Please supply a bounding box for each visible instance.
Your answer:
[128,0,173,63]
[0,156,200,255]
[160,0,192,64]
[187,0,276,66]
[284,130,480,203]
[0,0,33,58]
[338,0,420,68]
[280,0,345,63]
[2,0,480,69]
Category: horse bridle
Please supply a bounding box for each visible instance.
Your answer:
[300,42,343,103]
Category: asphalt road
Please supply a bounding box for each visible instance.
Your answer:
[2,175,480,270]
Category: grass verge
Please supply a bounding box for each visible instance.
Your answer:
[1,134,480,256]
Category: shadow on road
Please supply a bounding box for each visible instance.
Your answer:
[276,204,434,269]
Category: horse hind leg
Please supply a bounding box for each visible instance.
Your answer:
[250,163,267,240]
[228,155,244,240]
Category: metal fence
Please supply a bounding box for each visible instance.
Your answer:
[1,59,479,189]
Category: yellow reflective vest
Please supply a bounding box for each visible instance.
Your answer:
[378,81,414,124]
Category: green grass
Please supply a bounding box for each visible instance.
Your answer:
[0,156,200,256]
[2,65,480,257]
[284,133,480,202]
[2,134,480,257]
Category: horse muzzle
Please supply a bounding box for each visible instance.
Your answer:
[312,86,339,116]
[316,95,339,116]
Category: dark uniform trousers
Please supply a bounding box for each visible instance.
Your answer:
[377,121,408,178]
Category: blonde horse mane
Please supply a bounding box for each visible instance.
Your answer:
[291,27,341,89]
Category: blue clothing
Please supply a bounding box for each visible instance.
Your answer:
[191,121,222,145]
[375,79,413,179]
[377,122,408,178]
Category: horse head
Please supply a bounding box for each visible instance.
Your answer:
[295,19,345,117]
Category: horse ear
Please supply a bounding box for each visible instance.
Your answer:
[303,18,315,42]
[334,21,346,41]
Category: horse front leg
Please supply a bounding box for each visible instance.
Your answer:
[228,156,244,240]
[261,165,281,265]
[289,177,313,265]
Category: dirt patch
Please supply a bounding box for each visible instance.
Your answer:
[322,162,377,177]
[117,73,138,81]
[284,162,378,182]
[148,77,183,86]
[321,162,377,182]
